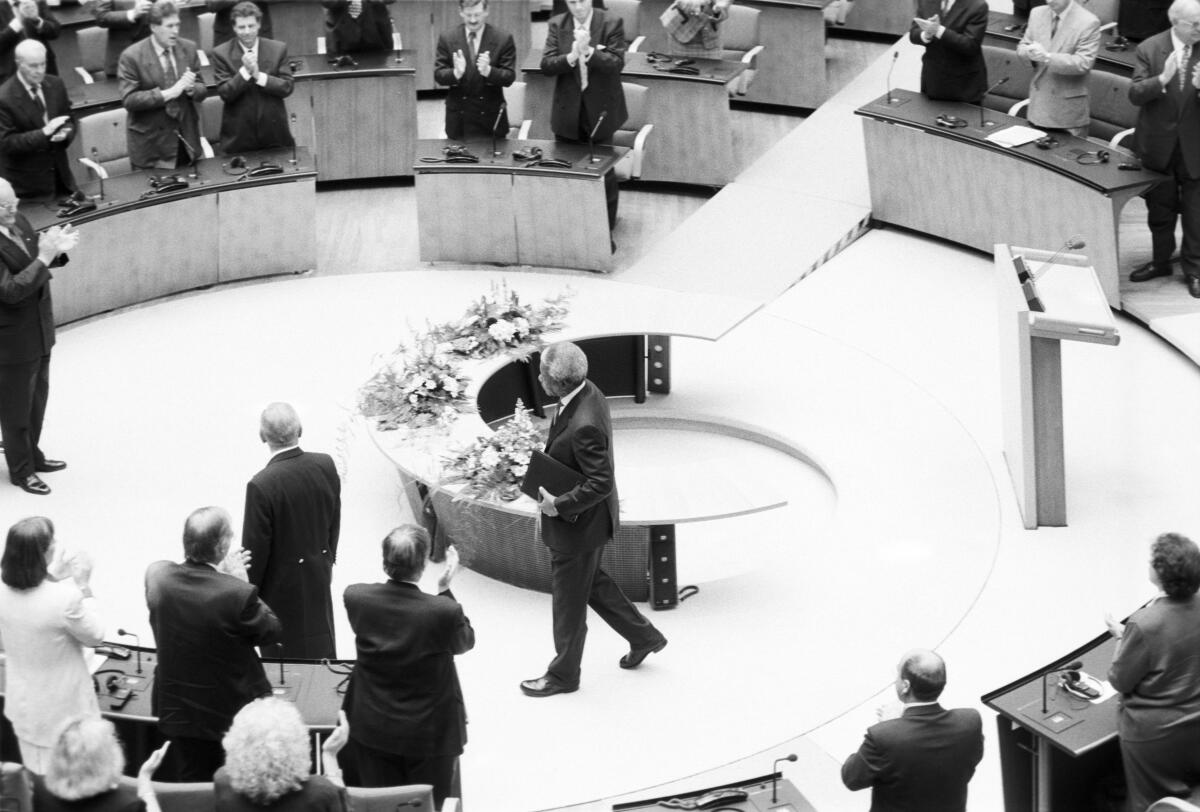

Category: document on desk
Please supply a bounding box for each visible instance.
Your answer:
[986,125,1046,148]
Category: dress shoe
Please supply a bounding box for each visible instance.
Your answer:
[519,676,578,697]
[1189,277,1200,299]
[35,459,67,473]
[619,637,668,669]
[1129,261,1172,282]
[12,474,50,495]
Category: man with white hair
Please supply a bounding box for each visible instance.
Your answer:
[0,176,76,495]
[0,40,78,201]
[520,341,666,698]
[242,401,341,659]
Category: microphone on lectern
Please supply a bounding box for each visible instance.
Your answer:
[588,110,607,164]
[771,753,798,802]
[491,102,507,157]
[1034,236,1086,279]
[117,628,142,675]
[979,76,1009,128]
[1042,660,1084,713]
[885,51,899,104]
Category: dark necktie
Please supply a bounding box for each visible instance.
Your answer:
[469,32,478,62]
[162,48,182,119]
[1050,13,1059,38]
[29,85,46,125]
[1182,44,1193,92]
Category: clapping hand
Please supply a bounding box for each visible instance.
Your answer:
[1161,49,1179,86]
[437,545,460,593]
[452,48,467,78]
[913,14,940,36]
[43,115,70,139]
[1104,611,1125,640]
[476,50,491,77]
[876,700,904,722]
[1191,59,1200,90]
[572,26,591,59]
[138,742,170,782]
[132,0,153,18]
[1024,42,1048,63]
[322,711,350,758]
[218,546,252,580]
[179,69,197,96]
[241,49,258,78]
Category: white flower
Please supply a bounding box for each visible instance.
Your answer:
[424,378,438,390]
[488,320,517,342]
[408,394,419,405]
[512,464,527,478]
[480,447,501,468]
[444,377,461,395]
[513,317,530,335]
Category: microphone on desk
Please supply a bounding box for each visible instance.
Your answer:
[276,642,287,686]
[1034,236,1086,280]
[117,628,142,675]
[491,101,507,157]
[176,130,199,180]
[289,113,298,166]
[979,76,1009,128]
[389,16,403,62]
[771,753,798,803]
[85,147,108,201]
[588,110,607,164]
[1041,660,1083,714]
[884,51,899,105]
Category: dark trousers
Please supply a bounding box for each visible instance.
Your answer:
[0,355,50,482]
[347,738,460,808]
[160,736,225,782]
[546,545,661,687]
[1119,728,1200,812]
[1145,149,1200,279]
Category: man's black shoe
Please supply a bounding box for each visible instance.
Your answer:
[35,459,67,473]
[13,474,50,495]
[1189,277,1200,298]
[619,637,667,669]
[520,676,578,697]
[1130,261,1172,282]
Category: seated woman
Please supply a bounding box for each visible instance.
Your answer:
[662,0,732,59]
[30,717,168,812]
[215,698,350,812]
[1106,532,1200,812]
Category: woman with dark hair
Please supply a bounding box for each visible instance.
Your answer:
[0,517,105,773]
[30,717,167,812]
[1106,532,1200,812]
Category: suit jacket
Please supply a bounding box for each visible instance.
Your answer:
[541,9,627,142]
[322,0,396,54]
[434,23,516,140]
[0,212,62,365]
[0,1,59,84]
[242,447,341,659]
[841,703,984,812]
[211,36,295,154]
[909,0,989,104]
[206,1,275,47]
[0,73,77,199]
[0,578,104,747]
[343,581,474,756]
[1108,595,1200,742]
[145,559,281,740]
[1130,30,1200,178]
[540,379,620,555]
[118,36,208,169]
[1119,0,1171,42]
[1017,1,1100,129]
[94,0,152,77]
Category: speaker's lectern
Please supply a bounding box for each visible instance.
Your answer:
[996,244,1119,529]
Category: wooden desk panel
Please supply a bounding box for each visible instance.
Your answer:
[417,170,519,263]
[635,0,830,109]
[218,176,317,280]
[514,173,612,270]
[520,51,741,186]
[857,90,1162,307]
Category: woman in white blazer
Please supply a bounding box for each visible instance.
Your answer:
[0,517,105,773]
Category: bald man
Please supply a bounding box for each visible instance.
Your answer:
[242,402,341,659]
[842,649,984,812]
[0,40,78,201]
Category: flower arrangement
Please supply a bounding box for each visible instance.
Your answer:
[441,401,545,501]
[358,338,470,431]
[428,280,573,360]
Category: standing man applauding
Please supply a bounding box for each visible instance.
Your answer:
[0,176,75,496]
[910,0,989,103]
[434,0,516,141]
[211,1,294,154]
[1017,0,1101,137]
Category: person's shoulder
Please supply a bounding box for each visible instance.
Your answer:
[946,705,983,728]
[211,37,237,58]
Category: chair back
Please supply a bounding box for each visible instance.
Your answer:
[197,11,215,54]
[506,80,526,136]
[200,95,224,146]
[605,0,640,41]
[76,27,109,79]
[1147,799,1200,812]
[1087,69,1136,143]
[719,5,760,56]
[613,81,649,147]
[117,777,213,812]
[981,44,1031,113]
[0,763,33,812]
[77,109,131,176]
[1081,0,1118,24]
[346,783,436,812]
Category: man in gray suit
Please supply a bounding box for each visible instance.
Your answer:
[1017,0,1101,136]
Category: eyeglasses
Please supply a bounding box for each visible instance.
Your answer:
[0,200,18,211]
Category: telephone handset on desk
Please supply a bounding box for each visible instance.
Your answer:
[526,158,572,169]
[246,162,284,177]
[658,788,749,809]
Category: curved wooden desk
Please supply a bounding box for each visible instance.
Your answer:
[520,50,743,186]
[22,148,317,326]
[856,89,1163,307]
[414,138,625,271]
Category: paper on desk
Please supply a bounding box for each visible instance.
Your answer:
[986,125,1047,148]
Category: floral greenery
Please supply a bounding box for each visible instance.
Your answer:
[358,338,470,431]
[428,280,573,360]
[441,401,545,502]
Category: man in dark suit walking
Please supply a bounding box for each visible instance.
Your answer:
[145,505,282,781]
[1127,0,1200,298]
[541,0,627,236]
[910,0,990,103]
[0,41,78,201]
[343,526,473,807]
[0,176,74,496]
[242,402,340,660]
[841,649,984,812]
[210,1,294,154]
[520,342,666,698]
[0,0,59,85]
[118,1,207,170]
[434,0,516,140]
